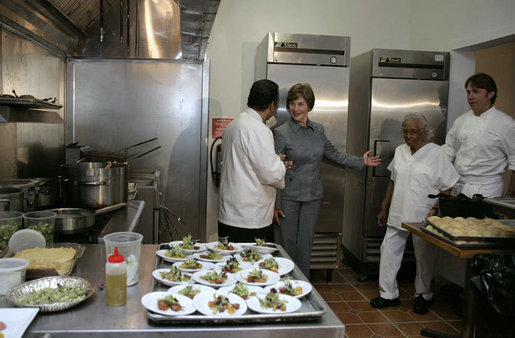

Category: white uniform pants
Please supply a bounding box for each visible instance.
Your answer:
[379,226,436,300]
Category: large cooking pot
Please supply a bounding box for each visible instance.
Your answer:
[0,187,25,211]
[34,177,62,209]
[49,202,127,234]
[62,162,128,209]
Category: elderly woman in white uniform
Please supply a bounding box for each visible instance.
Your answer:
[370,114,459,314]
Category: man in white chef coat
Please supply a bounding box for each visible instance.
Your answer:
[442,73,515,198]
[218,79,290,242]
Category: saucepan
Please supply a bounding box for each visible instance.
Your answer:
[48,202,126,234]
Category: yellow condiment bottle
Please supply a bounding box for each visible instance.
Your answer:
[106,246,127,306]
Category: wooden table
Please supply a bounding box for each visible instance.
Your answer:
[402,222,515,338]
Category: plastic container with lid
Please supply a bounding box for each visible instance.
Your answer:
[23,211,56,245]
[0,257,29,295]
[0,211,23,255]
[105,246,127,306]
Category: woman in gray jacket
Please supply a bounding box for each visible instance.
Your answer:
[273,83,380,278]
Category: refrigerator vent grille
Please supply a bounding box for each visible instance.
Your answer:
[310,233,341,269]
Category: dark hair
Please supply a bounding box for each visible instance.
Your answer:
[286,83,315,111]
[465,73,497,104]
[247,79,279,111]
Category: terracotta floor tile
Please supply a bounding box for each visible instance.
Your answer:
[381,309,416,322]
[430,307,462,320]
[337,311,364,324]
[418,321,459,334]
[358,310,389,324]
[344,324,373,337]
[340,290,366,301]
[316,283,355,293]
[396,322,424,336]
[360,290,379,300]
[352,282,379,292]
[347,300,376,312]
[412,310,439,321]
[317,290,344,301]
[367,323,404,337]
[446,319,462,332]
[329,301,352,312]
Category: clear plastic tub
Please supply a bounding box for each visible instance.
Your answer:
[103,232,143,286]
[0,257,29,295]
[0,211,23,256]
[23,211,56,245]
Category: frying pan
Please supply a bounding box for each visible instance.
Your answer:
[49,202,126,234]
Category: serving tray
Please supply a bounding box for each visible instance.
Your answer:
[146,243,326,324]
[420,222,515,249]
[427,219,515,243]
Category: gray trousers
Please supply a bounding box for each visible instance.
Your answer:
[274,199,321,279]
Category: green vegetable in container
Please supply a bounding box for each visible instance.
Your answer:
[27,222,54,244]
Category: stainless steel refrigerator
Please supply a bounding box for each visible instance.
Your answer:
[343,49,450,279]
[256,32,351,269]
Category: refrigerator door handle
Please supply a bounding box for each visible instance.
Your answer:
[373,139,390,177]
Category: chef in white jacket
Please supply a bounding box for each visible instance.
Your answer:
[218,79,291,242]
[370,114,459,315]
[442,73,515,198]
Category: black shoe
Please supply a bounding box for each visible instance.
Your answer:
[413,295,431,314]
[370,296,400,309]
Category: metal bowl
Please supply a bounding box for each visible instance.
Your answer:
[6,276,95,312]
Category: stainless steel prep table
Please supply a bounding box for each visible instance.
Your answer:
[7,244,345,338]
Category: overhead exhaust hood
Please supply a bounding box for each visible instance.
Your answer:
[0,0,220,61]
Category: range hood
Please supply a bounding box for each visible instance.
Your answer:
[0,0,220,61]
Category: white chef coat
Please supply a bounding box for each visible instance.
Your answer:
[442,107,515,197]
[387,143,460,229]
[218,108,285,229]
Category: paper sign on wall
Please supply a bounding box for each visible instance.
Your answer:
[212,118,233,139]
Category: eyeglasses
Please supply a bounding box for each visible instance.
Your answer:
[400,128,423,136]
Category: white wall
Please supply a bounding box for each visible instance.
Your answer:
[204,0,515,240]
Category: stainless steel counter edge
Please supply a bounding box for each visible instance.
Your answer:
[20,244,345,338]
[98,200,146,243]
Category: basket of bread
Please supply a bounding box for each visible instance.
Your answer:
[13,243,85,279]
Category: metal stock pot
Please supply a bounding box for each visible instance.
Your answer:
[62,162,128,209]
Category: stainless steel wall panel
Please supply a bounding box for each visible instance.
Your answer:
[0,29,65,179]
[67,59,207,241]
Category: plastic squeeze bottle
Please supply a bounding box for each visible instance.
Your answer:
[106,246,127,306]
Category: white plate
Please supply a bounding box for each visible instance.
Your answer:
[172,260,214,273]
[0,308,38,338]
[169,240,207,254]
[218,283,264,300]
[214,261,253,275]
[192,270,237,288]
[248,244,278,254]
[233,252,273,263]
[193,291,247,316]
[192,252,231,263]
[263,279,313,298]
[141,292,196,316]
[236,268,280,286]
[254,257,294,276]
[247,293,301,314]
[152,268,193,286]
[167,284,216,299]
[156,249,189,263]
[206,241,242,255]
